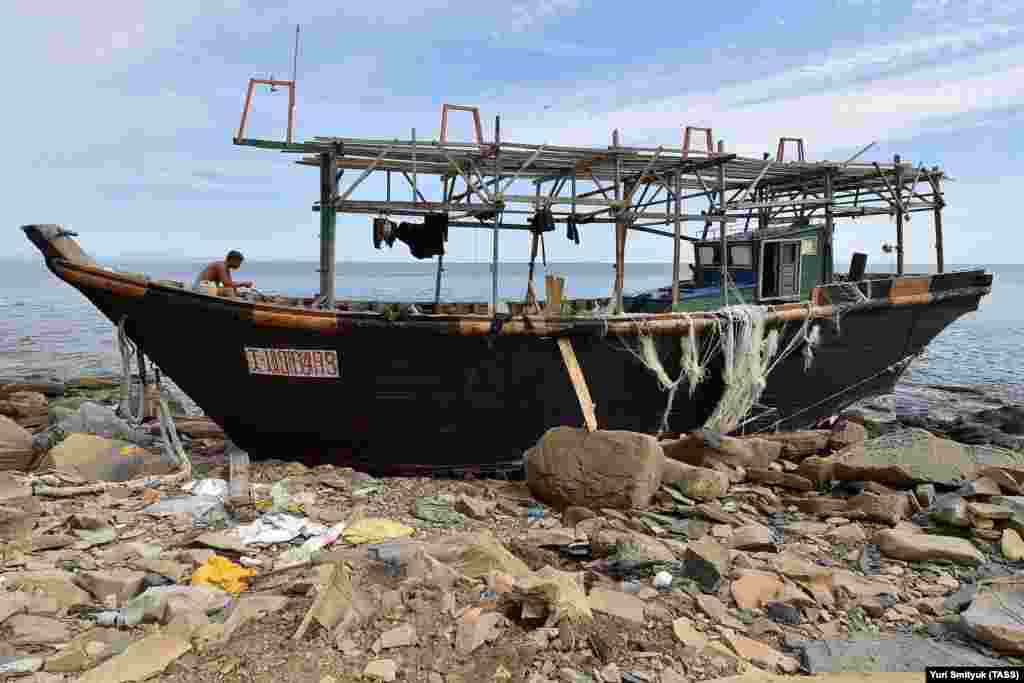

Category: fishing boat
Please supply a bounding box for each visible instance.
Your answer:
[22,90,991,474]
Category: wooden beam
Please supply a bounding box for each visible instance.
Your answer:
[557,338,597,432]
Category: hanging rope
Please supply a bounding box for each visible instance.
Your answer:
[117,317,145,426]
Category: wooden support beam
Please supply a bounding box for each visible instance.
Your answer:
[894,154,904,275]
[557,338,597,432]
[672,171,682,307]
[319,149,338,307]
[931,168,945,273]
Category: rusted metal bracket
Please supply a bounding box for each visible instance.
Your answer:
[236,78,296,143]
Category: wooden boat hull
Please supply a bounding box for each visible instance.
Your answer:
[23,226,991,474]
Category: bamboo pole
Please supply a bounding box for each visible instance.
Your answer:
[717,141,728,307]
[894,154,904,275]
[930,167,945,274]
[672,171,682,307]
[319,149,338,307]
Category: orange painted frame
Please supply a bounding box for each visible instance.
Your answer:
[236,78,296,143]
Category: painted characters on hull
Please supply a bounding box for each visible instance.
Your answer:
[244,347,340,378]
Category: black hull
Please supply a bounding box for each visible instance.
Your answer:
[23,227,991,474]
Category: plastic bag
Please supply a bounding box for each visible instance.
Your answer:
[143,495,228,524]
[58,402,153,446]
[342,518,414,545]
[191,555,256,595]
[190,479,229,499]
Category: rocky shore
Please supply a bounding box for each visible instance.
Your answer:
[2,374,1024,683]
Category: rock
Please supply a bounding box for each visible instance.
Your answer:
[683,538,732,593]
[745,469,813,491]
[695,594,728,622]
[858,594,897,617]
[73,634,191,683]
[825,523,867,545]
[75,569,146,605]
[379,623,417,649]
[759,430,831,459]
[10,571,92,611]
[526,427,664,509]
[845,492,910,526]
[968,502,1012,520]
[875,529,984,565]
[790,635,1005,673]
[772,554,835,606]
[914,484,936,508]
[600,664,621,683]
[132,559,189,583]
[979,468,1023,494]
[833,429,1024,487]
[965,477,1003,497]
[766,602,802,625]
[0,656,45,676]
[798,456,837,488]
[1003,529,1024,561]
[784,521,830,537]
[725,633,800,673]
[0,472,30,502]
[915,598,947,616]
[945,583,978,612]
[455,495,495,520]
[665,433,768,469]
[933,495,971,527]
[961,578,1024,654]
[832,570,897,601]
[562,507,596,527]
[591,529,676,563]
[672,616,708,651]
[364,659,398,682]
[43,433,173,483]
[588,587,645,624]
[44,628,131,673]
[455,609,505,655]
[731,571,784,610]
[662,458,729,500]
[730,524,775,551]
[5,615,69,645]
[828,420,869,451]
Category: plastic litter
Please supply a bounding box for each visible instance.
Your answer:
[58,402,153,446]
[619,581,642,594]
[414,496,463,527]
[352,481,384,498]
[236,513,324,546]
[191,555,257,595]
[143,495,228,525]
[190,479,229,499]
[653,571,673,589]
[143,574,176,589]
[342,518,415,545]
[94,603,144,628]
[275,522,346,569]
[527,504,546,521]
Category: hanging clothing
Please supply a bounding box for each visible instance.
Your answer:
[395,213,447,259]
[566,215,580,245]
[529,209,556,234]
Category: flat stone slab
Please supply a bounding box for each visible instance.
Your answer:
[833,428,1024,487]
[787,635,1005,673]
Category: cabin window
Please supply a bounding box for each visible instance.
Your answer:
[759,240,802,301]
[698,246,717,265]
[730,245,753,267]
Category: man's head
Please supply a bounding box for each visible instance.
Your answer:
[226,250,244,270]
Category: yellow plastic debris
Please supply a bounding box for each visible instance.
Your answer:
[342,518,414,545]
[190,555,256,595]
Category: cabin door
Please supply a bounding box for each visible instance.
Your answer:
[759,239,802,301]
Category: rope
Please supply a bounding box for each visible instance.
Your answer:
[117,317,145,426]
[116,316,190,473]
[753,353,917,434]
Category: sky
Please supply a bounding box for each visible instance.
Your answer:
[3,0,1023,267]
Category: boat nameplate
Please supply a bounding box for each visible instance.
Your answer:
[244,347,340,378]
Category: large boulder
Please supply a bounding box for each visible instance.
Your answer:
[874,529,984,566]
[962,577,1024,654]
[833,428,1024,487]
[526,428,663,510]
[0,416,34,471]
[40,433,174,482]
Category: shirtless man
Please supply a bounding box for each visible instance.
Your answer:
[192,250,253,292]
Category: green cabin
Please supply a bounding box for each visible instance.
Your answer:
[627,219,833,313]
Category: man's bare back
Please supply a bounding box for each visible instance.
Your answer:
[194,250,252,291]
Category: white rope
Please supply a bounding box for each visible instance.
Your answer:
[117,318,145,426]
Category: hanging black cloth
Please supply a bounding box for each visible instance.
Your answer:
[529,208,556,234]
[566,215,580,245]
[395,213,447,259]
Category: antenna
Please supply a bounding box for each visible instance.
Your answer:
[292,25,300,86]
